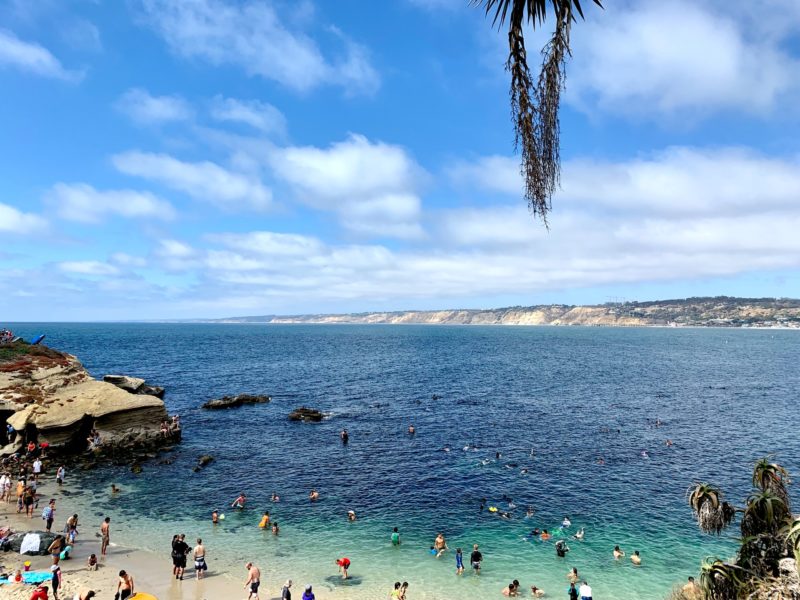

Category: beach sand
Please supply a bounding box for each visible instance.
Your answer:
[0,495,239,600]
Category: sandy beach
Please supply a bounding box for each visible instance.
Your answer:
[0,483,239,600]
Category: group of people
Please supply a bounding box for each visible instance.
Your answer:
[170,533,207,580]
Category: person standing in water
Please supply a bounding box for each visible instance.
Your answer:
[244,562,261,600]
[470,544,483,573]
[259,511,270,528]
[100,517,111,557]
[211,509,219,524]
[613,545,625,560]
[340,429,349,444]
[433,532,448,557]
[391,527,401,546]
[455,547,464,574]
[408,424,415,435]
[231,492,247,509]
[335,557,350,579]
[631,550,642,565]
[193,538,207,580]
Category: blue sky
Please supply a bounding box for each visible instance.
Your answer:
[2,0,800,320]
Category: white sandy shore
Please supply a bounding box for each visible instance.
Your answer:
[0,491,241,600]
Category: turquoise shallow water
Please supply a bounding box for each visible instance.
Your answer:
[9,324,800,599]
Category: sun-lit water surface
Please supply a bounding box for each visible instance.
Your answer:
[10,323,800,599]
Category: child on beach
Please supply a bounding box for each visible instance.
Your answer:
[87,553,98,570]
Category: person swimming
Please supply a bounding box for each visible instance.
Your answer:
[526,506,535,518]
[614,545,625,559]
[562,516,571,528]
[573,528,585,540]
[271,492,280,502]
[555,540,569,557]
[231,493,247,509]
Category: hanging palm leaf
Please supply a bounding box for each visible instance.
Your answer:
[700,559,748,600]
[688,483,736,535]
[741,490,790,538]
[474,0,603,226]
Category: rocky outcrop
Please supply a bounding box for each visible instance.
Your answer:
[193,454,214,472]
[202,394,271,409]
[288,407,324,422]
[3,531,58,555]
[0,341,171,456]
[104,374,165,398]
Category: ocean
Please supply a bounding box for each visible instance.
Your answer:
[9,323,800,599]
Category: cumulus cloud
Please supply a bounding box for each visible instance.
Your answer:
[135,0,380,95]
[0,29,83,81]
[210,96,287,136]
[0,203,47,234]
[47,183,176,223]
[113,151,272,210]
[116,88,193,124]
[269,134,425,239]
[568,0,800,117]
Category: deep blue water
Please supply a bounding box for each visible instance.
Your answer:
[8,324,800,599]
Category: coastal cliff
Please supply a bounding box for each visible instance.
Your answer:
[204,297,800,328]
[0,341,169,455]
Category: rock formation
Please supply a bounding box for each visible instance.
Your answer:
[202,394,271,409]
[288,407,324,422]
[0,341,172,456]
[104,374,165,398]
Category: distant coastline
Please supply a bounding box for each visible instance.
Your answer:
[187,296,800,329]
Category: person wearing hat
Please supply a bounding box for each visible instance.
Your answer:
[301,585,315,600]
[50,565,61,600]
[281,580,292,600]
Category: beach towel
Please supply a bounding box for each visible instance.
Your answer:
[0,570,52,585]
[19,533,40,555]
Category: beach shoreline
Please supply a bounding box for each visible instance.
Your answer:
[0,487,239,600]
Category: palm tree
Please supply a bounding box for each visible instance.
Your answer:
[687,483,735,535]
[474,0,603,226]
[752,458,791,509]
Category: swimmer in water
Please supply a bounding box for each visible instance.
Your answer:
[562,516,571,528]
[271,492,280,502]
[111,484,120,493]
[555,540,569,557]
[631,550,642,565]
[526,506,535,518]
[211,510,219,524]
[520,468,529,475]
[408,425,415,435]
[597,457,605,465]
[231,493,247,509]
[540,530,551,541]
[573,528,585,541]
[641,450,649,459]
[259,511,270,528]
[309,489,320,502]
[666,439,673,447]
[455,548,464,575]
[433,533,448,557]
[496,451,502,460]
[347,510,356,522]
[613,545,625,559]
[567,567,579,584]
[340,429,349,444]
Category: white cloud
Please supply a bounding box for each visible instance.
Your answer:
[58,261,120,276]
[136,0,380,95]
[210,96,287,136]
[0,203,47,234]
[0,29,82,81]
[116,88,193,124]
[270,134,425,238]
[113,151,272,210]
[568,0,800,117]
[110,253,147,268]
[47,183,176,223]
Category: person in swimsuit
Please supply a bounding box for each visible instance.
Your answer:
[631,550,642,565]
[391,527,401,546]
[347,510,356,522]
[232,492,247,509]
[340,429,349,444]
[391,582,402,599]
[50,565,61,600]
[194,538,207,579]
[433,533,448,557]
[613,545,625,559]
[211,509,219,524]
[455,547,464,574]
[48,535,65,565]
[309,489,319,502]
[272,522,279,535]
[100,517,111,557]
[567,567,579,584]
[117,570,134,600]
[244,562,261,600]
[470,544,482,572]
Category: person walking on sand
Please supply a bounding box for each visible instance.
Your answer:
[244,562,261,600]
[336,556,351,579]
[42,499,55,533]
[281,579,292,600]
[193,538,207,580]
[117,570,134,600]
[100,517,111,557]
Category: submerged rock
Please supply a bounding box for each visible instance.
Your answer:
[288,407,324,422]
[193,454,214,472]
[202,394,271,409]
